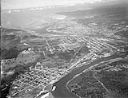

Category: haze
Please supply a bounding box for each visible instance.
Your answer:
[2,0,105,9]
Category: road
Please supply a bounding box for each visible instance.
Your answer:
[52,51,127,98]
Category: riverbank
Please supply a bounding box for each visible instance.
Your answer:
[52,51,128,98]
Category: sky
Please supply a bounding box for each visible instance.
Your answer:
[1,0,125,9]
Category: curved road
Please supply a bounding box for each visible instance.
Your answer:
[52,51,127,98]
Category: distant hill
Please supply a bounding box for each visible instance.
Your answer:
[58,2,128,18]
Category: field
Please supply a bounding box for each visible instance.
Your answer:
[1,2,128,98]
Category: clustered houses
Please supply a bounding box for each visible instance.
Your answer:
[9,32,120,97]
[11,61,67,96]
[21,32,118,60]
[8,16,126,98]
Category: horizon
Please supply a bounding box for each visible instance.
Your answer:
[1,0,125,10]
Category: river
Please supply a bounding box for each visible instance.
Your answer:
[52,51,128,98]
